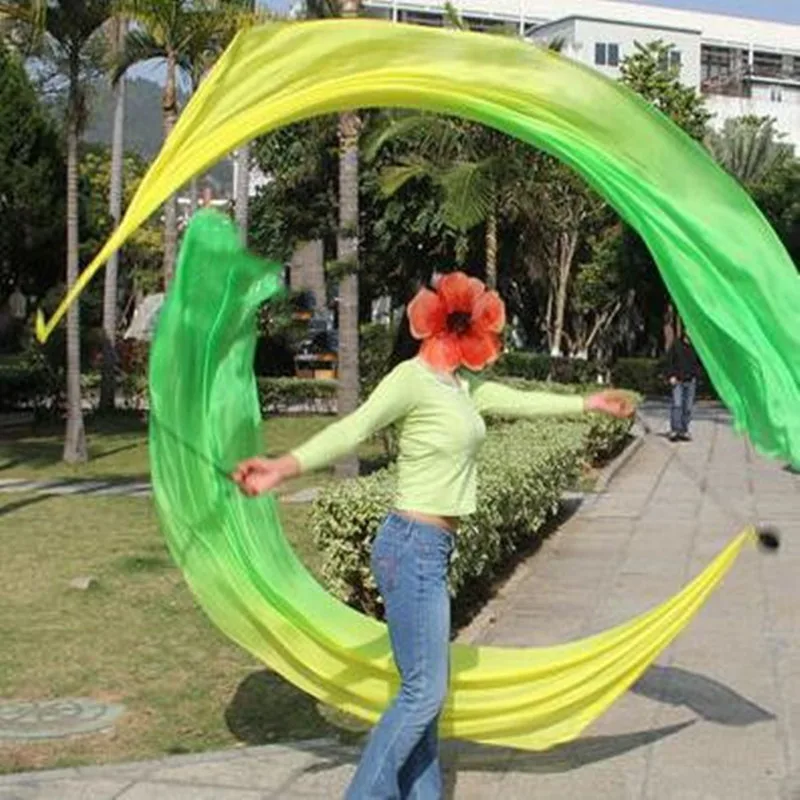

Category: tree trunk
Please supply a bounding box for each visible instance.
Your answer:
[335,110,360,478]
[334,0,361,479]
[63,88,87,463]
[485,208,497,289]
[100,17,127,412]
[234,143,250,242]
[550,231,577,358]
[162,52,179,286]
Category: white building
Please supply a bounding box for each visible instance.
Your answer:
[363,0,800,149]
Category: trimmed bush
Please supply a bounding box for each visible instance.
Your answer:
[311,419,591,618]
[0,360,52,411]
[257,377,336,415]
[612,357,718,400]
[493,352,603,384]
[485,377,634,464]
[611,358,664,397]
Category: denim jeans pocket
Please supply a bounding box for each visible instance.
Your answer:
[372,551,399,595]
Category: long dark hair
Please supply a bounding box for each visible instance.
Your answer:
[387,272,440,371]
[387,308,421,371]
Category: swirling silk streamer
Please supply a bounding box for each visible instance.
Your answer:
[35,20,800,463]
[151,209,759,750]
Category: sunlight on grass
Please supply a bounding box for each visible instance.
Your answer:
[0,492,353,774]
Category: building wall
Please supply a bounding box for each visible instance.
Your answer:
[365,0,800,147]
[706,88,800,149]
[534,18,702,88]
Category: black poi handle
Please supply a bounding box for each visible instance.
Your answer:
[756,526,781,552]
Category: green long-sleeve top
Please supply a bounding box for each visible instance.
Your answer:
[291,357,585,516]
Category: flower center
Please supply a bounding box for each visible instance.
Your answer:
[447,311,472,335]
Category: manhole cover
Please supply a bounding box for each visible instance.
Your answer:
[0,698,125,740]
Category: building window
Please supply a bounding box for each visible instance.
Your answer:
[595,42,607,66]
[771,87,783,103]
[670,50,682,70]
[595,43,620,67]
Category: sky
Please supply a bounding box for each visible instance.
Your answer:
[261,0,800,24]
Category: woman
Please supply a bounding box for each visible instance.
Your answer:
[233,273,634,800]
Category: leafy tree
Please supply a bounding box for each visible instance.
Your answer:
[0,43,65,304]
[4,0,114,463]
[750,157,800,268]
[113,0,252,283]
[619,40,711,141]
[616,39,713,352]
[367,113,527,290]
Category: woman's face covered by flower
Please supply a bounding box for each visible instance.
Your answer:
[407,272,506,372]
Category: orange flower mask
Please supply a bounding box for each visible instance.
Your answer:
[408,272,506,372]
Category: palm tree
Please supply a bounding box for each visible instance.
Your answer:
[367,114,523,289]
[2,0,113,461]
[114,0,246,284]
[100,13,126,411]
[335,0,361,478]
[303,0,360,477]
[706,116,791,187]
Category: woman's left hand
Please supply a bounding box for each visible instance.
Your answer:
[584,390,637,419]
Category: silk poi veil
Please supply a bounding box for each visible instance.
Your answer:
[36,21,798,750]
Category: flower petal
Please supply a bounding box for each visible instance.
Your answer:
[458,330,502,371]
[408,287,447,340]
[419,333,461,373]
[473,290,506,334]
[437,271,485,314]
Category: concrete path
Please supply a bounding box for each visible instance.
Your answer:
[1,403,798,799]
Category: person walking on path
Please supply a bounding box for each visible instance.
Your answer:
[666,329,701,442]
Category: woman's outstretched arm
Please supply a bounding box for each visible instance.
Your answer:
[233,363,413,496]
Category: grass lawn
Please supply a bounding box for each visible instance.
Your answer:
[0,491,364,775]
[0,414,383,496]
[0,414,382,774]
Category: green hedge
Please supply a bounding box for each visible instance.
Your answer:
[311,410,632,619]
[611,357,718,399]
[257,377,337,415]
[0,356,59,412]
[492,352,603,384]
[611,358,664,397]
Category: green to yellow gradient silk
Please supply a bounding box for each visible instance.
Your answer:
[150,209,760,750]
[36,19,800,463]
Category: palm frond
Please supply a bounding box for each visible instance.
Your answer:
[439,160,494,231]
[364,114,442,161]
[112,27,165,82]
[379,162,430,197]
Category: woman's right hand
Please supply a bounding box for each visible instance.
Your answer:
[232,455,299,497]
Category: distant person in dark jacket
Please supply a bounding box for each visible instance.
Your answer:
[666,331,701,442]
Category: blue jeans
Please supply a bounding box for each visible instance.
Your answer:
[345,513,453,800]
[670,378,696,434]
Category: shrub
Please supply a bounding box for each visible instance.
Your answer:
[612,357,718,400]
[311,419,587,618]
[482,377,634,464]
[0,359,51,411]
[257,377,337,415]
[493,352,604,385]
[611,358,664,396]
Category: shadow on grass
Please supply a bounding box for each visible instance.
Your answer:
[0,494,52,517]
[225,670,364,747]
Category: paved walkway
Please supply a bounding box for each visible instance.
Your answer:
[1,404,798,799]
